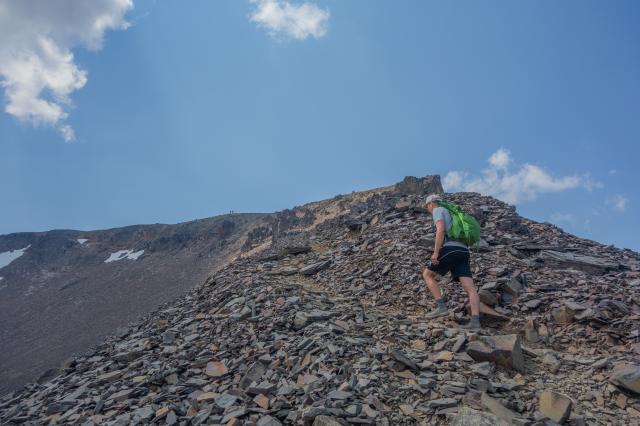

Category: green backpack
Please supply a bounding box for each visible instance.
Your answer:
[439,200,481,246]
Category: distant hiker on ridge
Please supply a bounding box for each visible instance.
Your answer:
[422,194,482,330]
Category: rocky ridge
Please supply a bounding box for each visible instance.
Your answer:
[1,175,639,425]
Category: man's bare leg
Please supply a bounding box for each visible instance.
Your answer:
[459,277,480,315]
[422,269,448,319]
[459,276,481,329]
[422,268,442,299]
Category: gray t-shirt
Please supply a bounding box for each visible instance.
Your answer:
[432,207,467,248]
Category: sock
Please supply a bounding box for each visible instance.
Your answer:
[436,298,446,309]
[471,315,480,324]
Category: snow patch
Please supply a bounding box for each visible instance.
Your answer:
[77,238,89,245]
[104,249,145,263]
[0,245,30,269]
[127,250,145,260]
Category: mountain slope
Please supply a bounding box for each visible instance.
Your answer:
[1,175,639,425]
[0,213,269,395]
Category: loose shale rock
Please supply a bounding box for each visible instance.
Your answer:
[466,334,525,372]
[539,390,572,423]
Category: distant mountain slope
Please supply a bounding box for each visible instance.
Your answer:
[0,213,268,395]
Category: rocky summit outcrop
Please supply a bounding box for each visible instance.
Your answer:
[1,175,639,425]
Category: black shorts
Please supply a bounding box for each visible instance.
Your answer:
[427,245,472,282]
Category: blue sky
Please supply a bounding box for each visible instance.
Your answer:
[1,0,638,250]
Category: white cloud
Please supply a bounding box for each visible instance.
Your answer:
[582,174,603,192]
[0,0,133,142]
[607,194,628,212]
[444,148,596,204]
[250,0,329,40]
[488,148,511,169]
[443,170,466,190]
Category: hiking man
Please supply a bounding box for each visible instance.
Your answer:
[422,194,481,330]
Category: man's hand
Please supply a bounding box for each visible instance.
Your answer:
[431,251,439,265]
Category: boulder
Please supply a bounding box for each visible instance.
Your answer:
[390,349,420,371]
[466,334,525,372]
[205,361,228,377]
[551,306,574,324]
[539,250,620,274]
[478,289,498,307]
[132,406,155,422]
[312,416,343,426]
[293,310,332,330]
[426,398,458,409]
[344,219,365,232]
[257,415,282,426]
[503,277,523,297]
[300,260,331,275]
[481,393,520,423]
[254,394,269,409]
[524,299,542,309]
[452,407,509,426]
[239,361,268,389]
[539,390,572,423]
[394,200,413,211]
[478,303,509,321]
[95,370,122,385]
[214,393,238,409]
[609,363,640,394]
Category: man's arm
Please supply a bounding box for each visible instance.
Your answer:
[434,219,445,257]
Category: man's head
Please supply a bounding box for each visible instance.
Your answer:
[425,194,441,213]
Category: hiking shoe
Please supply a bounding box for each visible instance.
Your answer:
[459,320,481,330]
[425,306,449,319]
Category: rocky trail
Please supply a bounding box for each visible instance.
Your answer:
[1,176,639,425]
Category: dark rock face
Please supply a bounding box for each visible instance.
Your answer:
[1,174,639,425]
[393,175,444,196]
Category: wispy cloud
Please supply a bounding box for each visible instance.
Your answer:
[249,0,329,40]
[488,148,511,169]
[0,0,133,142]
[444,148,601,204]
[607,194,628,212]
